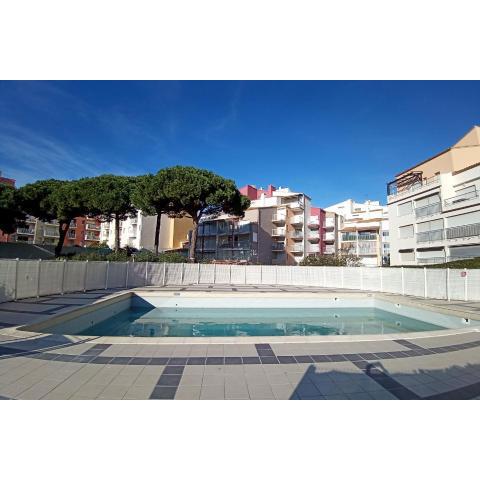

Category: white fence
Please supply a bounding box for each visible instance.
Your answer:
[0,259,479,303]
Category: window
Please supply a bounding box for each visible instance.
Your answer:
[415,193,440,208]
[417,218,443,233]
[398,201,413,216]
[399,225,414,239]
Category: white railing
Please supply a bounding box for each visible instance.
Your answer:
[272,228,286,236]
[291,215,304,224]
[1,260,480,303]
[387,175,440,202]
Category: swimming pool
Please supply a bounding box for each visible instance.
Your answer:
[33,292,478,338]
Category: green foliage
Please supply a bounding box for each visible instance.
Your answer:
[133,250,187,263]
[69,251,108,261]
[427,257,480,269]
[17,179,62,221]
[0,184,25,234]
[300,254,362,267]
[84,175,137,220]
[105,250,130,262]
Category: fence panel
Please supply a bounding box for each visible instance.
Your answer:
[362,268,381,292]
[199,264,215,284]
[426,269,447,299]
[245,265,262,284]
[165,263,183,284]
[230,265,246,284]
[85,261,108,290]
[343,268,361,290]
[128,262,147,287]
[276,266,292,285]
[466,269,480,301]
[63,261,86,293]
[324,267,342,288]
[107,262,128,288]
[447,269,465,300]
[39,260,64,296]
[214,265,231,284]
[381,268,403,294]
[148,263,165,286]
[403,268,425,297]
[183,263,199,284]
[0,259,17,302]
[261,266,277,284]
[306,266,323,286]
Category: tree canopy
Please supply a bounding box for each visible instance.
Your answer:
[84,175,137,251]
[0,183,26,234]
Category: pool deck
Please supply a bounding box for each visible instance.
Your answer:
[1,284,480,400]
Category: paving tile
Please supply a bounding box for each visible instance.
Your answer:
[150,386,177,399]
[200,385,225,400]
[247,384,275,400]
[175,386,201,400]
[180,374,204,387]
[202,375,225,387]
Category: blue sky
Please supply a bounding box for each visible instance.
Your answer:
[0,81,479,207]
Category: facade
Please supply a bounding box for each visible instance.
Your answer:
[100,213,192,251]
[325,199,389,266]
[11,216,101,247]
[188,184,326,265]
[387,126,480,266]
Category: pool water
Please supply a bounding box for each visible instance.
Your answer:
[78,307,446,337]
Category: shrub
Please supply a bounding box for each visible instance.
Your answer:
[300,254,361,267]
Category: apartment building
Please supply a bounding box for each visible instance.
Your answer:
[100,213,192,251]
[193,184,326,264]
[12,216,101,247]
[325,199,389,266]
[387,126,480,266]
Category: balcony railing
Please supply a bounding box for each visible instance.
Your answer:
[417,257,446,265]
[307,231,320,242]
[445,222,480,240]
[16,228,35,235]
[308,245,320,253]
[324,232,335,241]
[272,243,285,251]
[286,200,303,211]
[219,241,251,249]
[444,190,478,207]
[272,228,286,237]
[415,202,441,218]
[289,245,304,253]
[290,215,303,225]
[325,247,335,254]
[417,229,444,243]
[289,231,303,240]
[86,224,101,231]
[308,217,320,228]
[272,214,286,223]
[325,218,335,228]
[43,230,59,238]
[387,175,440,202]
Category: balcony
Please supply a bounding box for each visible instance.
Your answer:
[325,218,335,228]
[85,233,100,241]
[86,223,101,231]
[45,220,59,226]
[325,246,335,254]
[289,244,304,253]
[43,229,59,238]
[272,228,286,237]
[290,215,303,226]
[417,257,446,265]
[16,228,35,235]
[445,222,480,240]
[444,190,478,207]
[358,242,378,255]
[287,200,303,211]
[272,243,285,251]
[219,241,251,249]
[308,217,320,228]
[272,214,286,224]
[67,231,76,239]
[289,230,303,240]
[307,231,320,242]
[308,244,320,253]
[387,174,440,203]
[415,202,442,219]
[417,229,444,243]
[69,221,77,228]
[324,232,335,242]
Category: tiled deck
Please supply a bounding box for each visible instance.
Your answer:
[1,286,480,400]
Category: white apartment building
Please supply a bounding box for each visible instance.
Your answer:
[325,199,389,266]
[387,126,480,266]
